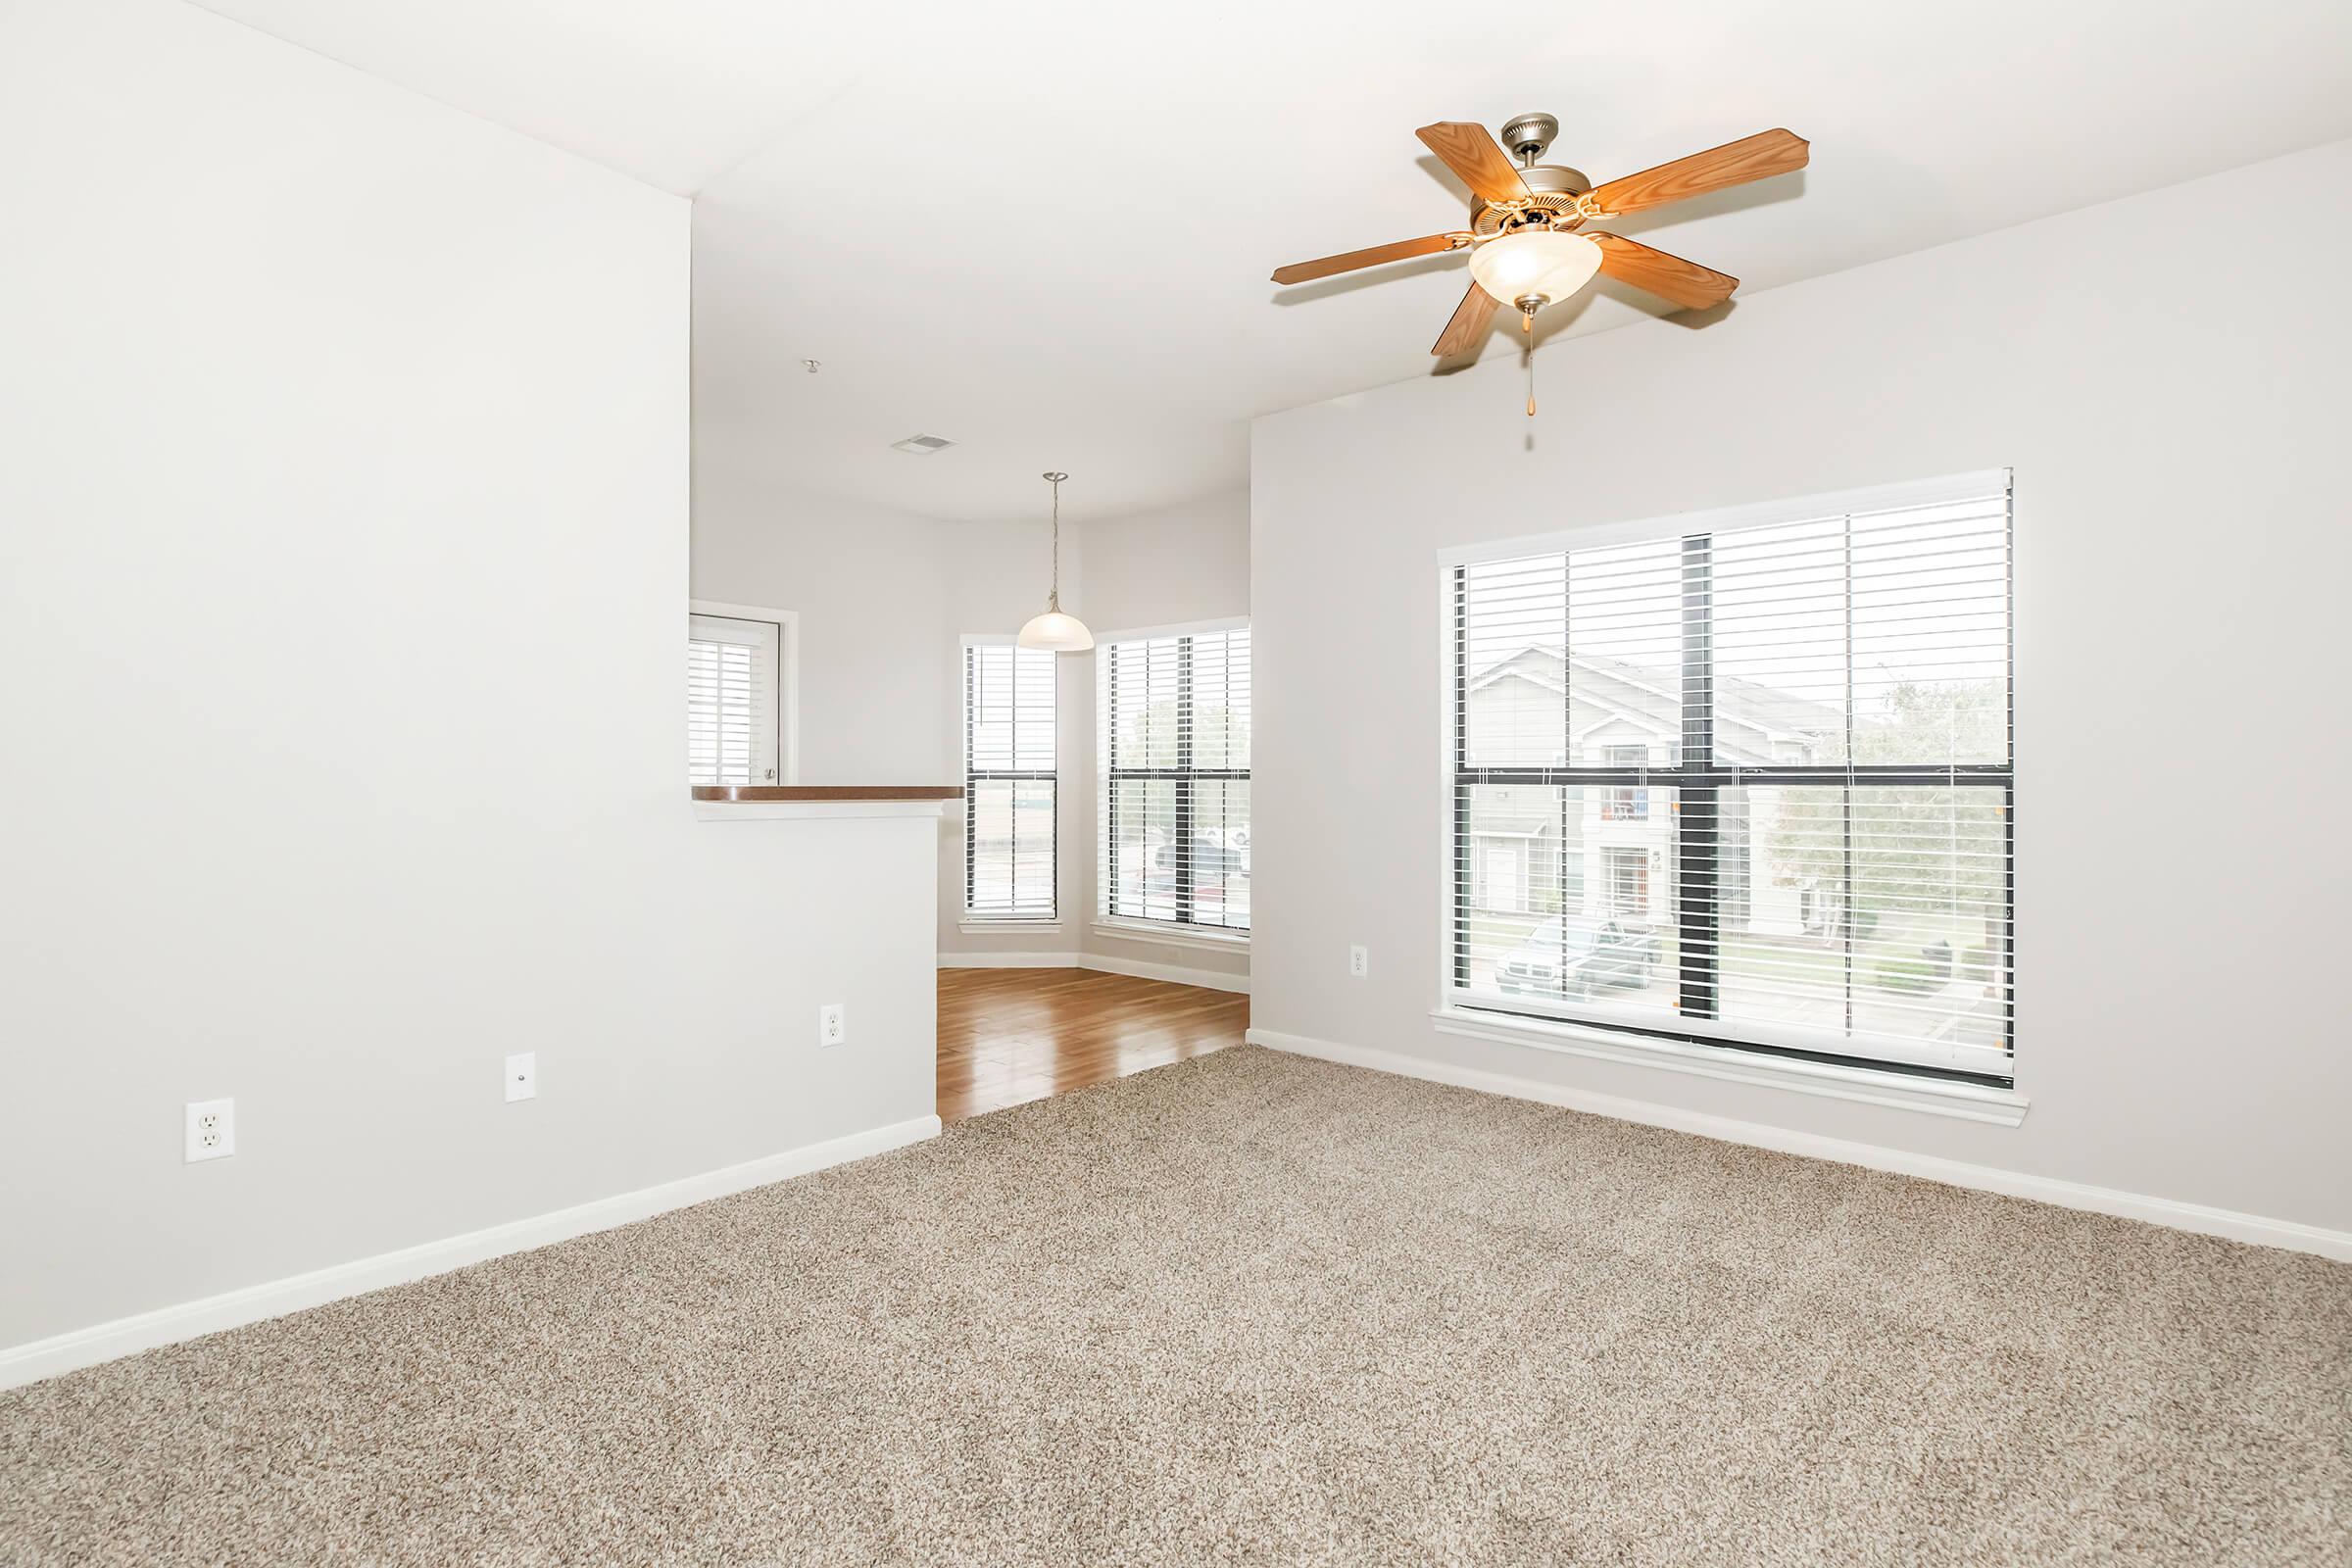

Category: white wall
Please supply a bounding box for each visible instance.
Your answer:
[0,0,936,1355]
[689,452,950,785]
[1251,140,2352,1235]
[1084,490,1251,637]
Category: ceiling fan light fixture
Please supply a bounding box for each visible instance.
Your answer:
[1273,120,1802,362]
[1468,230,1603,310]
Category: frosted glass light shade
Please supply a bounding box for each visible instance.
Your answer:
[1017,608,1094,652]
[1468,230,1603,309]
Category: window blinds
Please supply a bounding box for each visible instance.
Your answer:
[1448,472,2012,1083]
[1100,624,1251,933]
[964,641,1056,920]
[687,613,779,785]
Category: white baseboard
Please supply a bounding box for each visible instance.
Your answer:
[1248,1027,2351,1263]
[937,951,1250,995]
[1077,951,1250,995]
[0,1113,943,1392]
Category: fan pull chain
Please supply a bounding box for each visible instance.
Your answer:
[1523,308,1537,416]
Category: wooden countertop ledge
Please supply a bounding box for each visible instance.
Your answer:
[692,785,962,803]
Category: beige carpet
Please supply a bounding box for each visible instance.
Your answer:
[4,1047,2347,1566]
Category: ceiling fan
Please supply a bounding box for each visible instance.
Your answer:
[1271,113,1807,406]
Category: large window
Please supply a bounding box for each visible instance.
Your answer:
[964,639,1056,921]
[1100,622,1250,934]
[1448,472,2013,1084]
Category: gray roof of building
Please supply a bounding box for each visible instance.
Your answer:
[1469,647,1840,742]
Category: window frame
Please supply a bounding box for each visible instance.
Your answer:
[961,634,1058,925]
[1096,616,1252,943]
[688,599,797,786]
[1601,744,1649,822]
[1438,470,2015,1091]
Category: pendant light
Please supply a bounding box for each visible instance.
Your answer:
[1016,470,1093,652]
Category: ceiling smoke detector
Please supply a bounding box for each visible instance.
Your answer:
[889,433,956,455]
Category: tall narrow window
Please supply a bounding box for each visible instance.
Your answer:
[1100,622,1250,934]
[687,612,781,785]
[964,639,1056,921]
[1448,472,2013,1084]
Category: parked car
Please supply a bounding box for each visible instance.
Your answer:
[1142,871,1225,908]
[1137,834,1246,908]
[1496,916,1660,998]
[1152,835,1245,878]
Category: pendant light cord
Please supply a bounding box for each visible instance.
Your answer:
[1049,472,1062,612]
[1019,468,1089,650]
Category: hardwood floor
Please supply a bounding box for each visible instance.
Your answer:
[937,968,1250,1123]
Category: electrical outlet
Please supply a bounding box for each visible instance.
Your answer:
[505,1052,537,1102]
[184,1099,234,1163]
[819,1003,846,1048]
[1348,945,1369,978]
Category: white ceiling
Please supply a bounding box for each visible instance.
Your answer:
[198,0,2352,524]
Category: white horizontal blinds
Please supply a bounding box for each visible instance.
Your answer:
[1101,625,1251,932]
[687,613,778,785]
[964,642,1055,920]
[1707,493,2012,1065]
[1450,472,2013,1082]
[1457,539,1686,1031]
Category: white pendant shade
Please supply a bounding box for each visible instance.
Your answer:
[1468,230,1603,308]
[1017,607,1093,652]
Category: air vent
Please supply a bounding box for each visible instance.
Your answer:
[889,433,956,455]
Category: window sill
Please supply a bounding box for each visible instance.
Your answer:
[1091,920,1250,954]
[958,919,1063,936]
[1428,1005,2029,1126]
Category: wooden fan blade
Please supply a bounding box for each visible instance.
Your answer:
[1590,232,1739,311]
[1585,128,1808,218]
[1271,234,1461,285]
[1431,280,1499,357]
[1416,122,1532,207]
